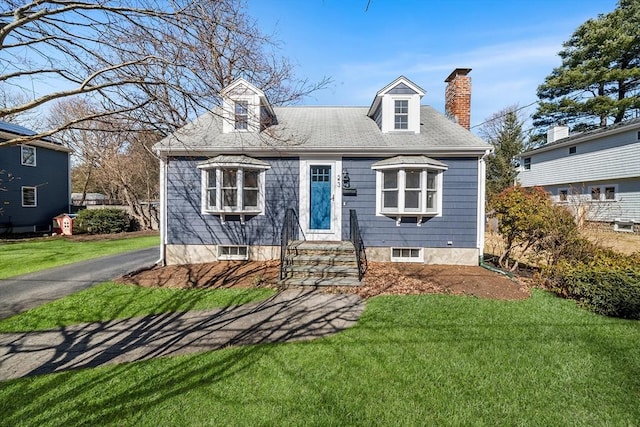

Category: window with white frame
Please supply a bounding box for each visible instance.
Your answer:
[218,245,249,260]
[21,145,36,166]
[558,188,568,202]
[391,247,423,262]
[234,100,249,130]
[523,157,531,170]
[589,184,617,202]
[22,186,37,207]
[394,100,408,130]
[198,156,270,219]
[604,186,616,201]
[373,156,447,222]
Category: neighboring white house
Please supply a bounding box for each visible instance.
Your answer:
[518,119,640,232]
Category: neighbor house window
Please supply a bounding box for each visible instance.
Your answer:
[21,145,36,166]
[22,186,37,207]
[373,156,448,223]
[558,189,568,202]
[605,186,616,200]
[394,100,408,129]
[523,157,531,170]
[235,100,248,130]
[569,146,577,154]
[591,186,601,201]
[198,155,270,220]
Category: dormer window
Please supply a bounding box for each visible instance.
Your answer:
[220,78,275,134]
[394,100,409,130]
[235,101,248,130]
[367,76,425,134]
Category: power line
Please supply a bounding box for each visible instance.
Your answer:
[470,101,539,130]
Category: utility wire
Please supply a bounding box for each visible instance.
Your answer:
[470,101,539,130]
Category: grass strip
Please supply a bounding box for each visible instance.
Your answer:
[0,282,275,332]
[0,235,159,279]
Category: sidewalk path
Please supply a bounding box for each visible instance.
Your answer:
[0,288,365,381]
[0,247,158,319]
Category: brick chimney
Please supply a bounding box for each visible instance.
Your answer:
[445,68,472,130]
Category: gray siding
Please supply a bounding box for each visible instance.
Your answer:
[341,157,479,248]
[519,128,640,222]
[546,177,640,222]
[520,130,639,186]
[167,156,299,245]
[0,144,69,230]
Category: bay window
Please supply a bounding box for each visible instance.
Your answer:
[373,156,447,225]
[198,155,270,222]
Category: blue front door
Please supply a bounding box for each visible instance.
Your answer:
[310,165,331,230]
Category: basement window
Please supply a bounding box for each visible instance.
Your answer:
[218,245,249,260]
[391,247,423,263]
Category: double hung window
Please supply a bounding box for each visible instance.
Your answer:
[234,101,248,130]
[394,100,408,130]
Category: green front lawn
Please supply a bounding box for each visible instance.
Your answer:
[1,289,638,426]
[0,282,276,332]
[0,234,159,279]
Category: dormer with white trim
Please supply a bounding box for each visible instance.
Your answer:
[221,78,276,134]
[367,76,425,134]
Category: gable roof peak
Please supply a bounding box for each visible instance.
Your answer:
[220,77,265,98]
[375,75,425,97]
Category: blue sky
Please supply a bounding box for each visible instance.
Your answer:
[248,0,619,130]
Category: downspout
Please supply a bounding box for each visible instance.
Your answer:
[157,154,167,266]
[477,148,512,277]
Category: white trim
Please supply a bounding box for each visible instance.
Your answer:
[477,150,489,259]
[159,156,167,265]
[21,186,37,207]
[299,157,342,241]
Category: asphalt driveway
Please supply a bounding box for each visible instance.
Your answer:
[0,247,159,319]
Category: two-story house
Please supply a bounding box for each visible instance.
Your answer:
[155,69,492,271]
[0,121,71,233]
[518,120,640,232]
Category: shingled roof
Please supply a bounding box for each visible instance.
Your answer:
[155,105,490,156]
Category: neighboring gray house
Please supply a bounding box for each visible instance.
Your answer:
[0,121,71,233]
[155,69,492,269]
[518,120,640,232]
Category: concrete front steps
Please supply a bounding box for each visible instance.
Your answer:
[280,240,362,287]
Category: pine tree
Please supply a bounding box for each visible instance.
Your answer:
[534,0,640,132]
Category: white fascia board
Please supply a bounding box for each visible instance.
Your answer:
[156,146,491,158]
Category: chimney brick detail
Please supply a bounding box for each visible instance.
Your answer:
[445,68,472,130]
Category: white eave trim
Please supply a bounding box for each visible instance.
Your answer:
[156,146,491,158]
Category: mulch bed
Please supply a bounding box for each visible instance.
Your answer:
[120,260,530,300]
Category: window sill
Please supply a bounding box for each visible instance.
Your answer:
[379,211,439,226]
[203,210,262,224]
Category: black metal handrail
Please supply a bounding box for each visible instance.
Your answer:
[349,209,368,281]
[279,208,305,280]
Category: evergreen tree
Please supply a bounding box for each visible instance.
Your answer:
[534,0,640,132]
[480,106,526,198]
